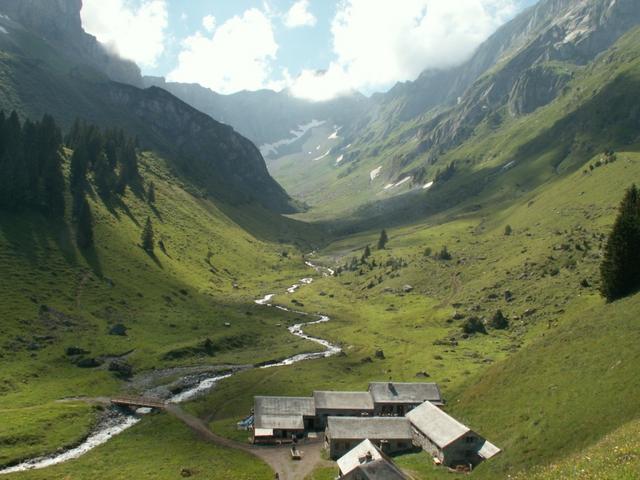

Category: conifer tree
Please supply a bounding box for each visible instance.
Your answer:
[600,184,640,302]
[361,244,371,262]
[141,216,155,252]
[39,115,65,216]
[377,229,388,250]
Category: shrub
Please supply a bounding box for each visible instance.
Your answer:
[462,317,487,335]
[489,310,509,330]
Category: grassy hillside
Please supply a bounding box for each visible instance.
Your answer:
[177,151,640,480]
[0,148,318,473]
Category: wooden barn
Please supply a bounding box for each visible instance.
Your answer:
[406,401,501,468]
[337,439,409,479]
[368,382,444,416]
[325,416,414,459]
[313,391,374,428]
[252,396,316,443]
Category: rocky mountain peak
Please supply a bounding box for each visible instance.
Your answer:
[0,0,142,86]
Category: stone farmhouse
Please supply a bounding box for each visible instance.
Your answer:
[407,400,501,468]
[251,381,500,470]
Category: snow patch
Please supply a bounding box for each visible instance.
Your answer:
[394,176,412,187]
[383,176,412,191]
[316,145,320,150]
[423,181,434,190]
[259,119,325,157]
[370,166,382,181]
[328,127,341,140]
[344,144,352,150]
[336,154,344,164]
[0,26,7,34]
[313,150,331,161]
[502,160,516,170]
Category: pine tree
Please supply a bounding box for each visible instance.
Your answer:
[361,244,371,262]
[600,184,640,302]
[141,216,155,252]
[0,112,27,210]
[377,229,388,250]
[69,143,90,193]
[39,115,65,216]
[118,140,139,193]
[74,192,93,249]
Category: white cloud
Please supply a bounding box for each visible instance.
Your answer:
[283,0,317,28]
[168,9,278,94]
[202,14,216,33]
[81,0,168,68]
[290,0,518,101]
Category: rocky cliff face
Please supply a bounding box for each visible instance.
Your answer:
[0,0,142,86]
[411,0,640,158]
[143,76,371,148]
[0,0,295,213]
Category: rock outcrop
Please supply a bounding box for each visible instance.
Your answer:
[0,0,142,86]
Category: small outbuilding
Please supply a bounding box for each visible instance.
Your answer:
[313,391,374,428]
[253,396,316,443]
[369,382,444,416]
[406,400,500,468]
[337,439,409,479]
[325,416,414,459]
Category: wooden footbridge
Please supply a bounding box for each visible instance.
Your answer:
[111,396,167,410]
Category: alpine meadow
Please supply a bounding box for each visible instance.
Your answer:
[0,1,639,479]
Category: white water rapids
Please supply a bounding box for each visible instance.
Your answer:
[1,262,339,474]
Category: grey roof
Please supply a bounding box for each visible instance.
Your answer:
[255,414,304,430]
[254,396,315,417]
[369,382,443,405]
[406,401,470,448]
[314,391,374,411]
[337,439,383,475]
[355,459,410,480]
[327,417,412,440]
[478,439,501,460]
[254,396,315,430]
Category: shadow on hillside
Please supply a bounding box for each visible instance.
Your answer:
[215,202,329,250]
[0,211,78,267]
[78,244,103,278]
[143,247,163,269]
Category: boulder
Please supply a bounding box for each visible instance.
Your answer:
[66,346,89,356]
[374,350,385,359]
[109,324,128,336]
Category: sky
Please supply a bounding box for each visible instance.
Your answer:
[80,0,538,101]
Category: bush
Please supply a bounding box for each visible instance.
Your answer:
[489,310,509,330]
[462,317,487,335]
[436,246,452,260]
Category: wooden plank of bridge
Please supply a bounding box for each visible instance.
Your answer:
[111,396,167,409]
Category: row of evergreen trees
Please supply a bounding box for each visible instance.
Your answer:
[0,111,142,250]
[0,111,65,215]
[67,120,141,249]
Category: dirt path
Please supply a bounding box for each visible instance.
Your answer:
[165,405,332,480]
[438,271,463,308]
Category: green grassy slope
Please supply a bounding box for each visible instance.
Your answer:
[196,151,639,480]
[0,149,317,472]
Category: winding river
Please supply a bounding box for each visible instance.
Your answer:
[1,262,339,474]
